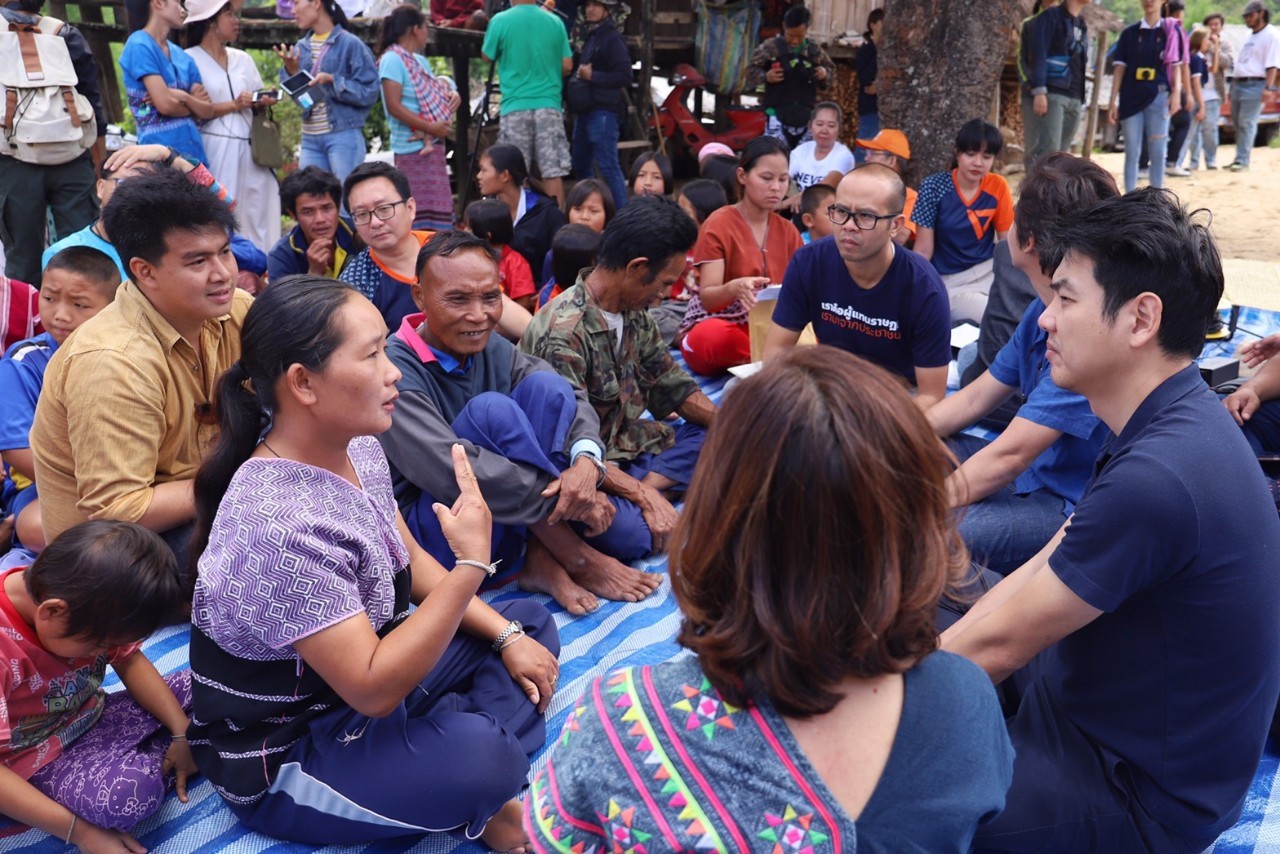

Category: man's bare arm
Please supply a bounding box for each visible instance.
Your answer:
[949,417,1062,507]
[913,365,948,411]
[675,390,716,428]
[944,552,1101,684]
[134,480,196,533]
[762,323,802,361]
[927,371,1016,438]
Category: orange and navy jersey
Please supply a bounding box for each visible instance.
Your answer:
[911,170,1014,275]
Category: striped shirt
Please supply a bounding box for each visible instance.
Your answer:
[301,32,332,135]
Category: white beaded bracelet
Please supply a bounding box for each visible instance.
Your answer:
[456,558,500,577]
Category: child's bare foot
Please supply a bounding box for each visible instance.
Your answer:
[518,536,599,615]
[479,799,528,853]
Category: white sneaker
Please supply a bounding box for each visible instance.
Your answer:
[1168,166,1191,177]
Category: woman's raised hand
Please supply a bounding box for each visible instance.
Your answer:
[432,444,493,564]
[273,43,300,75]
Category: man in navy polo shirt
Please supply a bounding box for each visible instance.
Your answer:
[945,188,1280,852]
[763,164,951,409]
[928,154,1114,575]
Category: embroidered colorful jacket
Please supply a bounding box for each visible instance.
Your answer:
[524,654,1013,853]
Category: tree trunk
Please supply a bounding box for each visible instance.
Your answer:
[879,0,1021,184]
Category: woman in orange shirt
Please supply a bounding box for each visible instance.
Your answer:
[679,137,803,375]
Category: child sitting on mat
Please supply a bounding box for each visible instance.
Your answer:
[0,520,193,851]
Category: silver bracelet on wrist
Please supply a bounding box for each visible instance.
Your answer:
[65,814,77,845]
[498,630,526,650]
[456,558,500,577]
[491,619,524,652]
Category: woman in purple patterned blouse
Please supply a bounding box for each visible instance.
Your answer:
[188,276,559,852]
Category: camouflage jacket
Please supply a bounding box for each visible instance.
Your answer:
[744,36,836,96]
[519,274,699,462]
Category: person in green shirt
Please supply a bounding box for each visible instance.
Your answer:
[481,0,573,205]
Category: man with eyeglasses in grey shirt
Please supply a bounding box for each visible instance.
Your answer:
[763,163,952,410]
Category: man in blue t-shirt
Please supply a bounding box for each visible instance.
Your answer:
[945,188,1280,853]
[928,154,1114,575]
[763,164,951,409]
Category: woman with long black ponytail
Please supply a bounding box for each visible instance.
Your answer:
[188,276,558,850]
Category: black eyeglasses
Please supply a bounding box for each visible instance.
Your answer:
[827,204,902,230]
[351,200,407,225]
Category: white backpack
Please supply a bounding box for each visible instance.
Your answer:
[0,16,95,165]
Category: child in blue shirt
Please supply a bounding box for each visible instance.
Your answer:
[0,248,122,555]
[798,182,836,244]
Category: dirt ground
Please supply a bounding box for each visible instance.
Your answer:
[1077,145,1279,263]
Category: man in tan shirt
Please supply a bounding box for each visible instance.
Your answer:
[31,166,249,566]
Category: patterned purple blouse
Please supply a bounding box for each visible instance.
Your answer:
[189,436,412,804]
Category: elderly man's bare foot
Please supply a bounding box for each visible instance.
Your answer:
[479,800,528,853]
[562,543,662,603]
[518,537,599,615]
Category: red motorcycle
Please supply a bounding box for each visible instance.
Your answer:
[651,63,766,157]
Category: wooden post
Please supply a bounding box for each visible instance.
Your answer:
[1083,30,1109,160]
[642,0,660,154]
[453,49,472,216]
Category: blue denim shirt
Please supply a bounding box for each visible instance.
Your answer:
[285,26,380,132]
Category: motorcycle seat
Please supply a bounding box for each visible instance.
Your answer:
[671,63,707,88]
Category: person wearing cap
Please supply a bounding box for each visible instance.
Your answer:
[0,0,107,288]
[568,0,631,214]
[763,164,951,411]
[780,102,855,216]
[1227,0,1280,171]
[857,129,916,246]
[697,141,734,164]
[185,0,282,252]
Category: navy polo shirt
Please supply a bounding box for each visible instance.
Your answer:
[987,299,1109,508]
[1031,364,1280,844]
[772,238,951,385]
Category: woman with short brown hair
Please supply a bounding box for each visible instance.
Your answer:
[525,347,1013,851]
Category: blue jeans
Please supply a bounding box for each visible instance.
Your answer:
[948,434,1070,575]
[300,127,368,189]
[1120,87,1169,191]
[1240,398,1280,455]
[571,109,629,212]
[1232,79,1265,167]
[1188,98,1221,168]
